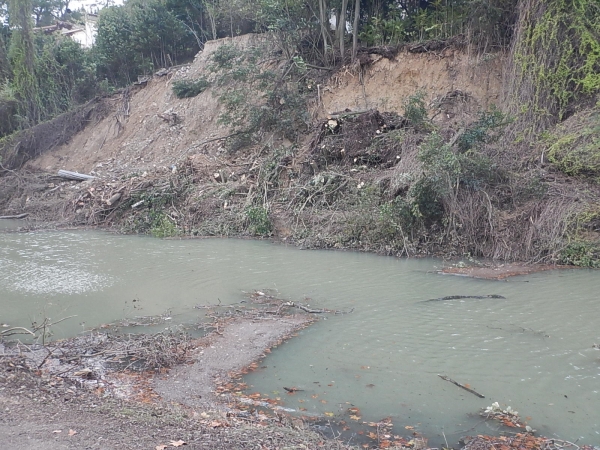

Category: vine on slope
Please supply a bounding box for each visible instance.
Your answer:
[509,0,600,132]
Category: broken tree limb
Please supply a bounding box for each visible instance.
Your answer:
[283,387,304,393]
[0,213,28,219]
[106,193,122,205]
[424,294,505,302]
[278,301,331,314]
[58,170,96,181]
[0,326,35,337]
[438,375,485,398]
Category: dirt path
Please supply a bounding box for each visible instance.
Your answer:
[154,316,312,410]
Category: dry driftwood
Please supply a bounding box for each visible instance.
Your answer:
[0,213,28,219]
[58,170,95,181]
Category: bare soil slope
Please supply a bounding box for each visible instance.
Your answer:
[27,36,503,177]
[322,49,503,122]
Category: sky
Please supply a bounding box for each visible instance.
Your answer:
[70,0,124,14]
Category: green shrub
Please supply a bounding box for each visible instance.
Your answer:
[403,91,428,129]
[245,206,272,236]
[172,77,210,99]
[458,107,512,152]
[559,241,600,268]
[547,110,600,177]
[210,42,309,151]
[150,212,179,238]
[375,198,414,241]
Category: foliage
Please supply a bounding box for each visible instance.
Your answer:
[172,77,211,98]
[245,205,272,236]
[0,28,9,81]
[357,0,515,48]
[510,0,600,133]
[559,241,600,268]
[458,107,512,152]
[3,0,97,132]
[359,13,407,47]
[150,212,179,238]
[34,34,98,117]
[413,107,510,224]
[403,91,429,129]
[209,41,309,150]
[0,81,18,137]
[95,0,191,85]
[546,111,600,179]
[32,0,69,27]
[9,0,38,125]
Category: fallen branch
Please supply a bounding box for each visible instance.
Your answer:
[0,213,29,219]
[425,294,505,302]
[279,301,330,314]
[438,374,485,398]
[57,169,95,181]
[0,326,36,337]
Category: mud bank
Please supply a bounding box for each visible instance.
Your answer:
[0,314,353,450]
[154,315,314,410]
[439,262,572,279]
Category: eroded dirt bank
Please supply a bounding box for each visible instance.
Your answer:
[0,34,555,264]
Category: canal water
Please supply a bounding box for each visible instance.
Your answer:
[1,226,598,445]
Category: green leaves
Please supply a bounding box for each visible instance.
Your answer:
[95,0,190,85]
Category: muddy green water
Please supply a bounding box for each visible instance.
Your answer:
[1,227,599,445]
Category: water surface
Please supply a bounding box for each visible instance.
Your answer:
[0,229,598,445]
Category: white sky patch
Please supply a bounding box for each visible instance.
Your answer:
[70,0,124,14]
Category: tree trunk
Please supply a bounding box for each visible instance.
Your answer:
[338,0,348,60]
[319,0,330,62]
[352,0,360,62]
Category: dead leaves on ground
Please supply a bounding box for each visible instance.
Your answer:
[156,441,186,450]
[462,434,592,450]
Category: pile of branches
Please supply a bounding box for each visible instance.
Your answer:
[55,332,194,372]
[309,109,407,167]
[462,434,595,450]
[5,331,195,376]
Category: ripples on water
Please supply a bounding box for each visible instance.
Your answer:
[0,229,598,445]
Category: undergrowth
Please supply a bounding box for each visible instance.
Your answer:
[205,41,310,151]
[172,77,211,99]
[509,0,600,134]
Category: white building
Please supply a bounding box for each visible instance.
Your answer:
[61,13,98,48]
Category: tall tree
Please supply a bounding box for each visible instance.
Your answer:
[337,0,348,58]
[351,0,359,62]
[9,0,39,124]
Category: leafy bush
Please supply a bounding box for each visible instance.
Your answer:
[560,241,600,268]
[95,0,190,86]
[172,77,210,98]
[458,107,512,152]
[150,212,179,238]
[211,44,243,69]
[209,42,309,151]
[245,206,272,236]
[403,91,429,129]
[360,14,407,46]
[546,112,600,178]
